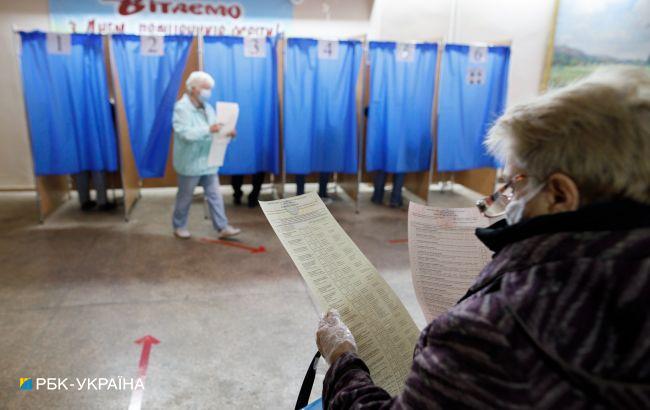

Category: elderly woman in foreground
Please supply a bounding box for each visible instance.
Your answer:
[316,67,650,409]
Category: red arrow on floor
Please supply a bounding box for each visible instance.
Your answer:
[129,335,160,410]
[388,239,409,244]
[135,335,160,377]
[199,237,266,254]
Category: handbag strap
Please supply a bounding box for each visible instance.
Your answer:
[295,351,321,410]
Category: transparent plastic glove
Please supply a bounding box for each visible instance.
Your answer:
[316,309,357,364]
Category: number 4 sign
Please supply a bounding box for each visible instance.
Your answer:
[318,40,339,60]
[140,36,165,56]
[46,33,71,55]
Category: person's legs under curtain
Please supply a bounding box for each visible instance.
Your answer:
[75,171,94,211]
[231,175,244,205]
[248,172,265,207]
[200,174,229,231]
[91,171,115,211]
[389,173,405,207]
[318,172,331,198]
[372,171,387,204]
[296,175,306,196]
[173,175,201,235]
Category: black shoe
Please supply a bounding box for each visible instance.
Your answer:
[234,195,242,206]
[98,202,117,212]
[81,200,97,211]
[247,196,259,208]
[371,197,383,205]
[389,200,403,208]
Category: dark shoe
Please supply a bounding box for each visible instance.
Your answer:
[247,196,259,208]
[98,202,117,212]
[81,200,97,211]
[371,197,383,205]
[234,195,242,206]
[389,200,403,208]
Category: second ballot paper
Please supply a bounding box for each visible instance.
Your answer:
[259,193,420,396]
[207,102,239,167]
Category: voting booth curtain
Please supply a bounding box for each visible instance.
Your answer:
[203,36,279,175]
[283,38,362,175]
[437,44,510,172]
[20,32,118,176]
[111,34,192,178]
[365,42,437,173]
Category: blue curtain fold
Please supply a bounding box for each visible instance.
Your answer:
[365,41,437,173]
[202,36,279,175]
[283,38,361,175]
[20,31,118,176]
[111,34,192,178]
[437,44,510,172]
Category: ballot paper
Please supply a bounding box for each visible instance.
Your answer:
[407,203,493,323]
[260,193,421,396]
[207,102,239,167]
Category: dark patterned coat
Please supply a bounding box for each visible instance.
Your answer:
[323,200,650,409]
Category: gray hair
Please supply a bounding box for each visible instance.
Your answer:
[185,71,214,92]
[486,66,650,205]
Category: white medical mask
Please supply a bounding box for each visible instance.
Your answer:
[504,182,545,225]
[199,88,212,102]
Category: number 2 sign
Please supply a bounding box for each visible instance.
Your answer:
[46,33,71,55]
[140,36,165,56]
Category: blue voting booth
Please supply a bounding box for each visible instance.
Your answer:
[365,41,438,173]
[111,34,193,178]
[203,36,279,175]
[283,38,362,175]
[437,44,510,172]
[20,32,118,176]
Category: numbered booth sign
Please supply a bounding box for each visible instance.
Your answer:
[202,36,279,175]
[111,34,193,178]
[20,32,118,175]
[437,44,510,172]
[365,41,438,173]
[284,38,362,175]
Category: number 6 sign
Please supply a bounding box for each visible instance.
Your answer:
[46,33,71,55]
[140,36,165,56]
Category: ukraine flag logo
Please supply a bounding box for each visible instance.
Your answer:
[20,378,32,391]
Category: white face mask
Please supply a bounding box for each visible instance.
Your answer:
[504,182,545,225]
[199,88,212,102]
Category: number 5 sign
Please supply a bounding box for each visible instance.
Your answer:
[46,33,71,55]
[140,36,165,56]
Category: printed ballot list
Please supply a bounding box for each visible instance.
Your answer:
[260,193,421,396]
[207,102,239,167]
[407,203,493,322]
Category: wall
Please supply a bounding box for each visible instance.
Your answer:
[0,0,48,189]
[0,0,555,189]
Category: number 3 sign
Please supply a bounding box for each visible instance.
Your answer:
[46,33,71,55]
[244,37,266,58]
[140,36,165,56]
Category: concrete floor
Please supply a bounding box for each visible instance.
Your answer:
[0,183,477,409]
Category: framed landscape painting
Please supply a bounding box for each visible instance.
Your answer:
[546,0,650,88]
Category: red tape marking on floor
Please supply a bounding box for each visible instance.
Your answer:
[388,239,409,244]
[128,335,160,410]
[199,237,266,254]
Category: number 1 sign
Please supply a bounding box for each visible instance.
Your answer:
[46,33,71,55]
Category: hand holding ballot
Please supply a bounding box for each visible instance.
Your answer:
[208,102,239,167]
[317,309,358,364]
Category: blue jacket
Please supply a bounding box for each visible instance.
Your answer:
[172,93,218,176]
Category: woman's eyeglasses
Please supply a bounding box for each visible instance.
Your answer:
[476,174,526,218]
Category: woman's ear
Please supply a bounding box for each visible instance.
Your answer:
[545,173,580,213]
